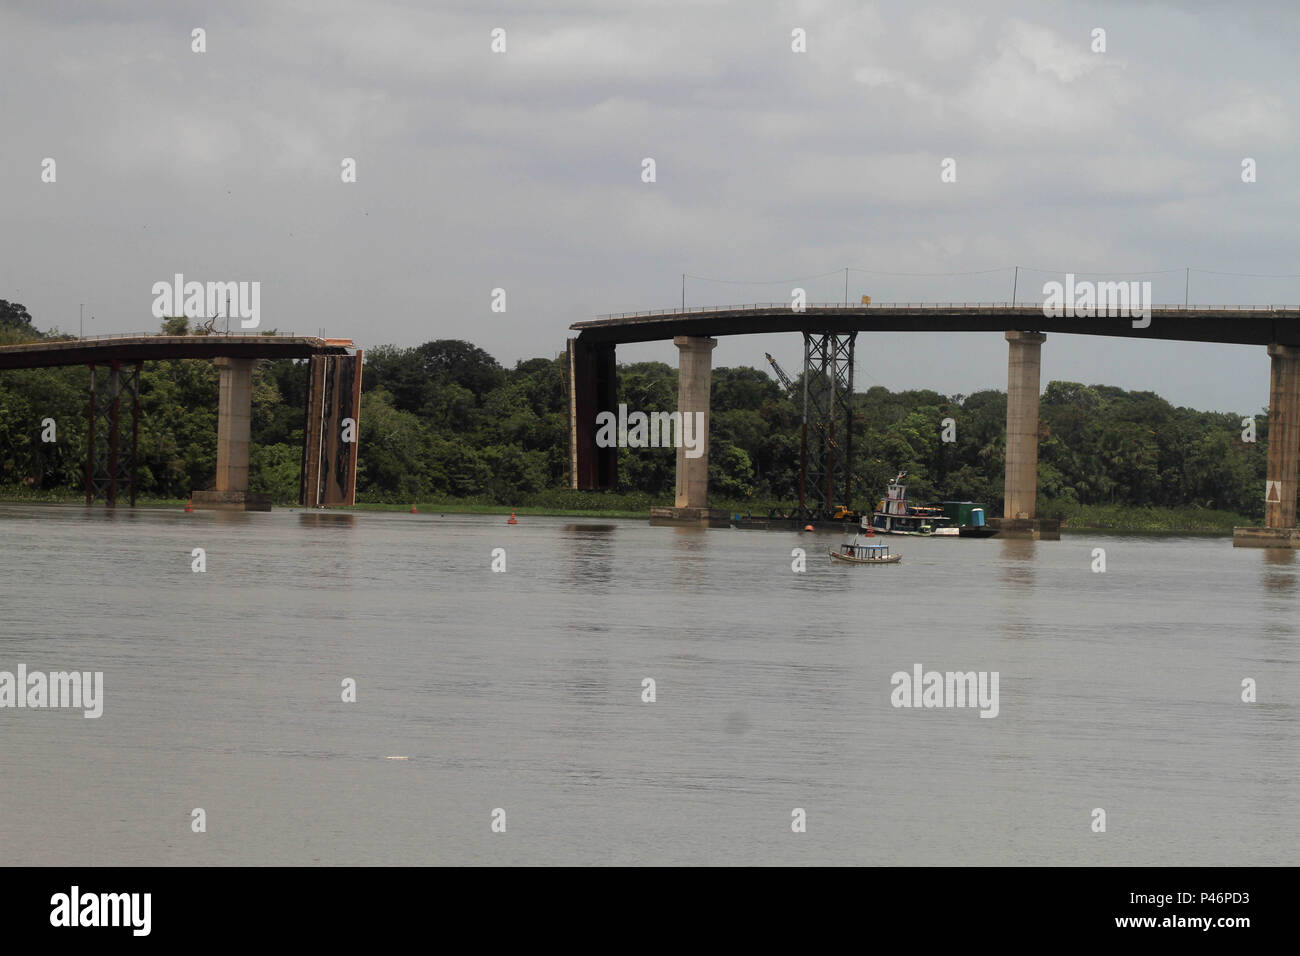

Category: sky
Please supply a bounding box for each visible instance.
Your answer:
[2,0,1297,414]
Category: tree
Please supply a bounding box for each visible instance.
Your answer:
[415,340,506,396]
[0,301,33,332]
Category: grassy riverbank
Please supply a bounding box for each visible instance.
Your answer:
[0,485,187,508]
[1,484,1256,532]
[349,500,652,519]
[1050,502,1249,533]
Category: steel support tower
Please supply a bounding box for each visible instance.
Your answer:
[799,331,856,518]
[85,361,141,507]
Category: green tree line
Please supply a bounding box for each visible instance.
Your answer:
[0,305,1270,518]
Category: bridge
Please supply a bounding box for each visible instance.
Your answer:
[567,303,1300,548]
[0,334,363,511]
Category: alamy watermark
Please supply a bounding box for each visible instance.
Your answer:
[50,886,150,936]
[595,404,705,459]
[151,273,260,329]
[0,665,103,718]
[1042,273,1151,329]
[890,663,999,718]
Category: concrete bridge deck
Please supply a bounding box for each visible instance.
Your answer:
[571,303,1300,346]
[0,333,361,510]
[0,334,353,370]
[567,301,1300,547]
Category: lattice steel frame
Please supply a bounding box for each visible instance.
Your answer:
[799,332,856,517]
[84,361,141,507]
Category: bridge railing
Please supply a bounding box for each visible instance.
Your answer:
[45,330,306,342]
[594,302,1299,319]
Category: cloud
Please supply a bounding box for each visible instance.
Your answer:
[1,0,1297,412]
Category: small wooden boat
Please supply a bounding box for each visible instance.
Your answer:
[829,526,901,564]
[830,545,901,564]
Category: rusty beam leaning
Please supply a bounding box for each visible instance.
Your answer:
[300,353,363,507]
[84,366,95,506]
[344,350,363,506]
[321,352,361,506]
[130,363,140,507]
[300,355,327,507]
[567,337,617,490]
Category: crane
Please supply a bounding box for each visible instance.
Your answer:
[765,352,847,456]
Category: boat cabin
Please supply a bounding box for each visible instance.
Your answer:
[840,532,889,559]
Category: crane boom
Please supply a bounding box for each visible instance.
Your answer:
[764,353,795,392]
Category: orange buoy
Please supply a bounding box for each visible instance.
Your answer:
[804,524,814,531]
[185,499,194,513]
[507,512,518,525]
[410,503,418,514]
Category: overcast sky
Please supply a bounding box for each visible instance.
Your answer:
[3,0,1297,413]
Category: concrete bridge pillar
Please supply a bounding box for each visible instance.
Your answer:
[1237,344,1300,546]
[674,335,715,509]
[214,357,254,492]
[1265,344,1300,530]
[193,357,270,510]
[650,335,727,527]
[1003,331,1045,519]
[991,331,1058,539]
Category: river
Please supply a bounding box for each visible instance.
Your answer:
[1,504,1295,865]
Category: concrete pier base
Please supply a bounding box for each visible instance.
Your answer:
[650,506,730,528]
[987,517,1060,540]
[191,490,272,512]
[1233,527,1300,548]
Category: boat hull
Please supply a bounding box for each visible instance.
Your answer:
[828,549,902,564]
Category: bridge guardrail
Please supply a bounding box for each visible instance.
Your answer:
[69,330,301,343]
[20,331,306,343]
[593,302,1299,319]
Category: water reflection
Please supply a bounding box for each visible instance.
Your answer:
[204,510,258,526]
[997,536,1036,640]
[998,537,1036,588]
[296,511,358,529]
[1260,548,1296,595]
[561,522,615,589]
[669,526,711,592]
[563,524,618,535]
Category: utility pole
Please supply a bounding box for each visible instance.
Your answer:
[1185,267,1189,308]
[80,303,84,339]
[844,267,848,306]
[681,273,685,312]
[1011,266,1019,305]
